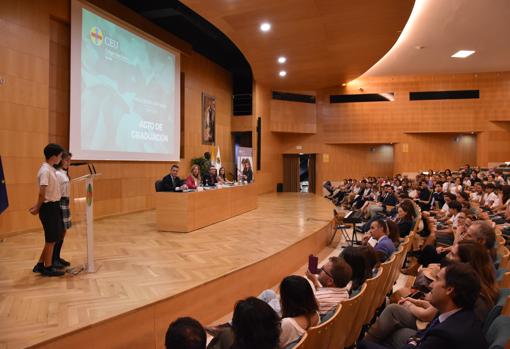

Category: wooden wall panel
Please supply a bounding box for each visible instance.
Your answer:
[0,0,234,237]
[393,134,477,174]
[318,72,510,167]
[253,83,283,194]
[0,0,57,236]
[270,99,317,133]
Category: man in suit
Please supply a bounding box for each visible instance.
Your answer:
[359,262,487,349]
[160,164,185,192]
[367,185,397,219]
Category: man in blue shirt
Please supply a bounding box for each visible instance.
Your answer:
[367,218,396,261]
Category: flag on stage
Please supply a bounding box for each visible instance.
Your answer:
[0,156,8,215]
[210,144,216,167]
[215,146,222,170]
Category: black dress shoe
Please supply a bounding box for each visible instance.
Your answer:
[52,260,66,269]
[41,266,65,277]
[58,258,71,267]
[32,263,44,273]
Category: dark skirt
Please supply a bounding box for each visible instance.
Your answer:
[60,196,71,230]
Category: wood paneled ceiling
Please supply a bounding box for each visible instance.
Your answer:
[180,0,414,90]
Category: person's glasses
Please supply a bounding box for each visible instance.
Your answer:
[321,266,333,279]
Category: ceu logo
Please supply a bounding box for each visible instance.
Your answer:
[90,26,103,46]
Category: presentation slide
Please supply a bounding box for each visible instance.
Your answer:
[70,1,180,161]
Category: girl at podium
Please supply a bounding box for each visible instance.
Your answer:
[53,151,72,269]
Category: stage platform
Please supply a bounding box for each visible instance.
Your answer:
[0,193,334,349]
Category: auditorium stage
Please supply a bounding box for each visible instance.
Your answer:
[0,193,334,349]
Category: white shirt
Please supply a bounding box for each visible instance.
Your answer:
[438,308,462,323]
[37,162,61,202]
[470,192,482,203]
[449,183,460,194]
[483,192,498,207]
[450,212,461,228]
[280,315,319,348]
[56,169,70,198]
[490,195,501,209]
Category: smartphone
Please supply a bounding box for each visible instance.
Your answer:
[308,255,319,274]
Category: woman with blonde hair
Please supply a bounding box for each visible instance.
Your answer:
[185,164,201,189]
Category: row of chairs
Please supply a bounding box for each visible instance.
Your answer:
[293,232,416,349]
[488,232,510,349]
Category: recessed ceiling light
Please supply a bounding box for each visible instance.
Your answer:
[278,56,286,64]
[451,50,475,58]
[279,70,287,77]
[260,22,271,32]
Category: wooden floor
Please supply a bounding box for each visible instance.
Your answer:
[0,193,333,349]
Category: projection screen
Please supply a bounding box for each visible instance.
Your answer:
[70,0,181,161]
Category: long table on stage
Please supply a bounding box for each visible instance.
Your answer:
[156,184,257,232]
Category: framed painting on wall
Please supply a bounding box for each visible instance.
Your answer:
[202,93,216,145]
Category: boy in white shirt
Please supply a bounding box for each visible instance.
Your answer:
[30,143,65,277]
[482,183,498,208]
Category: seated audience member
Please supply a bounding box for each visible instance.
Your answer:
[416,180,432,211]
[216,275,319,349]
[470,183,484,203]
[464,220,497,265]
[435,200,462,245]
[160,165,186,192]
[306,256,352,318]
[202,166,218,186]
[430,184,445,210]
[278,275,320,347]
[364,219,396,261]
[360,245,380,275]
[360,263,487,349]
[450,240,498,318]
[231,297,280,349]
[185,164,201,189]
[366,185,398,219]
[341,246,371,294]
[352,180,371,209]
[394,200,416,238]
[481,183,498,208]
[386,220,401,248]
[165,317,206,349]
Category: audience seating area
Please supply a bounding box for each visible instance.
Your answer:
[165,166,510,349]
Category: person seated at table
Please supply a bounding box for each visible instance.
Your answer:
[160,164,186,192]
[217,167,232,185]
[202,166,218,187]
[185,164,201,190]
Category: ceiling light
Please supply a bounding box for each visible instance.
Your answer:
[260,22,271,32]
[451,50,475,58]
[277,56,286,64]
[279,70,287,77]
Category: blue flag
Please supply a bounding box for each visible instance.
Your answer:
[0,156,8,214]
